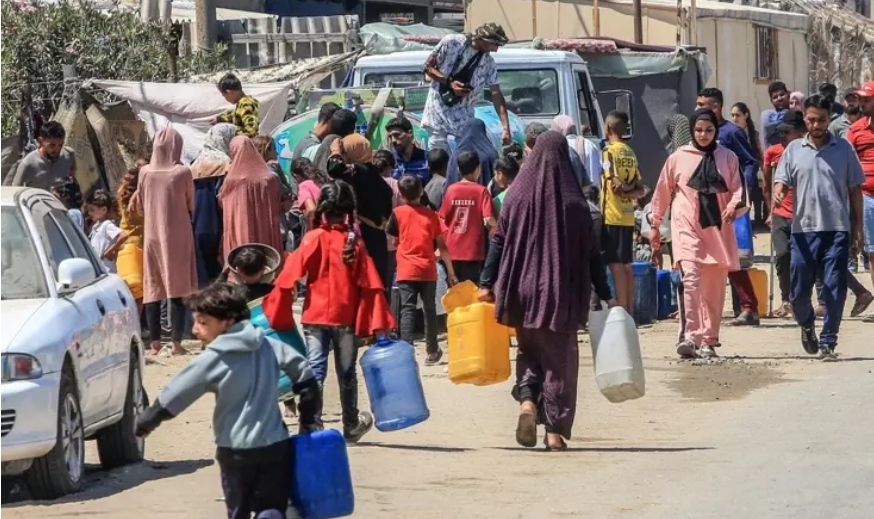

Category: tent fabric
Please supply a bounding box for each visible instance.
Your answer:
[91,80,290,164]
[360,22,456,54]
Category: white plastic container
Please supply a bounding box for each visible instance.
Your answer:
[588,306,646,403]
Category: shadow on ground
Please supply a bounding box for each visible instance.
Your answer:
[1,458,213,507]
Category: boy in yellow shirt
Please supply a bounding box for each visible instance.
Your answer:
[600,110,645,316]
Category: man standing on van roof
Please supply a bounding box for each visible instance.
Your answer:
[421,23,512,152]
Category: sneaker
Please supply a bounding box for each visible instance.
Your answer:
[676,340,698,359]
[814,305,826,318]
[699,345,718,358]
[772,302,793,318]
[818,345,837,362]
[344,411,374,443]
[801,325,819,355]
[850,292,874,318]
[730,310,760,326]
[424,349,444,366]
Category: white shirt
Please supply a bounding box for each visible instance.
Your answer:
[89,219,123,273]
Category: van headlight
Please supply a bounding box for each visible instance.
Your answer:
[1,354,44,382]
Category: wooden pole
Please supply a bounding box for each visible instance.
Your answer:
[633,0,643,43]
[531,0,537,38]
[140,0,158,22]
[593,0,601,37]
[194,0,216,50]
[676,0,682,45]
[690,0,698,46]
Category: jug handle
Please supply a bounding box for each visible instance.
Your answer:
[374,334,393,346]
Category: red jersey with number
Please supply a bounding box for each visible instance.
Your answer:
[438,181,493,262]
[846,117,874,195]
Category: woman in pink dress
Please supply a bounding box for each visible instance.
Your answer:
[650,108,745,359]
[219,136,283,255]
[132,128,198,356]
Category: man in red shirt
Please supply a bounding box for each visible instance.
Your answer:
[439,150,497,283]
[846,81,874,322]
[765,110,805,317]
[387,175,459,365]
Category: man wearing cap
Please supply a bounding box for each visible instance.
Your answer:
[847,81,874,322]
[830,87,863,139]
[421,23,512,152]
[385,117,430,183]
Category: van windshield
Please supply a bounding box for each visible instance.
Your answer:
[362,68,561,116]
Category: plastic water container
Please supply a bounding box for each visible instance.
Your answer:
[446,302,511,386]
[734,212,754,268]
[632,262,657,325]
[656,269,677,319]
[747,267,769,316]
[359,337,430,432]
[289,430,354,519]
[587,306,646,403]
[249,298,307,401]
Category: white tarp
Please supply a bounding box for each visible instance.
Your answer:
[91,80,290,164]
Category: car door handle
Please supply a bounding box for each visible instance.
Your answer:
[96,299,106,316]
[117,291,128,307]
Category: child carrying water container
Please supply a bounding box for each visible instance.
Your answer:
[135,282,322,519]
[262,180,395,443]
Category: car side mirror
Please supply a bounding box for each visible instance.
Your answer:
[57,258,97,293]
[598,89,635,139]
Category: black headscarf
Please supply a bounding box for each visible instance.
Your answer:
[686,108,728,230]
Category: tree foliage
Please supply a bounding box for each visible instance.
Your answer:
[1,0,232,136]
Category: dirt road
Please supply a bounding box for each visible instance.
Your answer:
[5,273,874,518]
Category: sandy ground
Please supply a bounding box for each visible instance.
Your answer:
[5,247,874,518]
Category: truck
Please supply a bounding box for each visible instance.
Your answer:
[349,48,633,143]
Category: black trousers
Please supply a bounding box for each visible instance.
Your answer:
[145,298,186,343]
[398,280,439,354]
[454,260,483,285]
[217,441,290,519]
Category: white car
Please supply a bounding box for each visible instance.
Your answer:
[1,186,146,499]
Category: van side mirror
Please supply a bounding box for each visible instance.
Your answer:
[597,89,635,139]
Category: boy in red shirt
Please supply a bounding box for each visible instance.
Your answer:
[387,175,458,365]
[439,151,497,283]
[764,109,805,317]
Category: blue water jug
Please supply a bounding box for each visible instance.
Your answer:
[248,298,307,401]
[632,261,656,325]
[656,269,677,319]
[359,337,430,432]
[289,430,354,519]
[734,212,754,268]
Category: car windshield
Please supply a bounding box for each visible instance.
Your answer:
[362,68,561,116]
[1,206,48,300]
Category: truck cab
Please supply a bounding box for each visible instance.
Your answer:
[351,48,607,141]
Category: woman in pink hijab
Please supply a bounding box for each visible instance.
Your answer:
[551,115,602,185]
[132,128,198,356]
[219,136,283,255]
[789,91,805,111]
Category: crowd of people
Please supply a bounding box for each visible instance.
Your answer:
[7,23,874,516]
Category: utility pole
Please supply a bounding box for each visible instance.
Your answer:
[195,0,217,50]
[593,0,601,36]
[633,0,643,43]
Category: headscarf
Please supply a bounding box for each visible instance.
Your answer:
[191,123,236,179]
[551,115,593,186]
[493,131,593,332]
[446,118,499,188]
[150,127,183,169]
[332,133,374,165]
[226,136,273,181]
[686,108,728,230]
[789,91,805,109]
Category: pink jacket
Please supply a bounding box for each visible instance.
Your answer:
[651,145,747,270]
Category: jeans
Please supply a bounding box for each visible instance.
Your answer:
[426,126,451,153]
[790,231,850,347]
[398,280,439,354]
[303,325,361,433]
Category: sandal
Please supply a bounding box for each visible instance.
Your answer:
[515,410,537,448]
[424,349,444,366]
[543,434,567,452]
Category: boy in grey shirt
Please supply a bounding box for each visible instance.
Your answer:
[773,94,865,360]
[136,283,321,518]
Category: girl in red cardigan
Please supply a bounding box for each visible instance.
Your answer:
[263,180,395,442]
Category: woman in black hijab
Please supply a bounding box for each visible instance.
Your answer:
[648,108,746,360]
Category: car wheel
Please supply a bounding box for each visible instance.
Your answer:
[24,368,85,499]
[96,349,147,469]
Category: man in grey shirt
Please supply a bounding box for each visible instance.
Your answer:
[829,87,862,139]
[774,94,865,360]
[11,121,76,191]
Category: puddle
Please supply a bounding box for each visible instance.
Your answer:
[664,360,785,402]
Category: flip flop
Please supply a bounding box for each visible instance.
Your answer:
[515,411,537,448]
[543,435,568,452]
